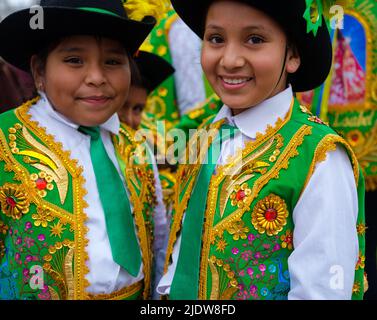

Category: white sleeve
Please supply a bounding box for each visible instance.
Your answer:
[168,18,207,114]
[288,146,359,300]
[148,148,169,299]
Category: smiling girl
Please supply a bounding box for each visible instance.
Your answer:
[0,0,168,300]
[158,0,366,300]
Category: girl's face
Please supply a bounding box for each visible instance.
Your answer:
[31,35,131,126]
[201,1,300,114]
[118,85,147,130]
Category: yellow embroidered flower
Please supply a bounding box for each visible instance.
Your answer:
[158,87,168,97]
[356,252,365,270]
[252,194,289,236]
[280,230,293,250]
[352,282,361,295]
[356,223,367,236]
[0,221,9,235]
[227,220,249,241]
[157,45,167,57]
[50,221,66,238]
[30,172,54,198]
[347,130,365,148]
[32,208,54,228]
[0,184,30,220]
[216,238,228,253]
[230,184,251,208]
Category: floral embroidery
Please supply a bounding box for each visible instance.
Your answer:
[0,220,9,235]
[280,230,293,250]
[216,238,228,253]
[300,105,328,126]
[0,183,30,219]
[30,172,54,198]
[50,221,66,238]
[32,208,54,228]
[352,281,361,295]
[356,223,367,236]
[230,184,251,208]
[227,220,249,241]
[308,115,329,126]
[356,252,365,270]
[218,232,290,300]
[251,194,289,236]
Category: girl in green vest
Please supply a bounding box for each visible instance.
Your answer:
[0,0,168,300]
[158,0,366,300]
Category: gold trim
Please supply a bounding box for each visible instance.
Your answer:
[199,124,312,299]
[0,129,75,226]
[163,119,224,273]
[163,99,295,275]
[302,134,360,195]
[113,127,154,299]
[15,100,90,299]
[211,126,311,240]
[87,280,143,300]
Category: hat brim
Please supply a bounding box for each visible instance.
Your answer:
[135,51,175,93]
[0,7,156,72]
[171,0,332,92]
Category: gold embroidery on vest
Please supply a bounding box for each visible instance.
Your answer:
[218,134,284,218]
[15,100,90,299]
[199,124,312,299]
[302,134,360,195]
[163,120,224,273]
[0,129,75,226]
[251,194,289,236]
[208,256,239,300]
[0,183,30,219]
[114,126,154,299]
[164,100,296,276]
[43,240,75,300]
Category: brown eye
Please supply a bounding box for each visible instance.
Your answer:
[207,35,224,44]
[248,36,264,44]
[64,57,83,64]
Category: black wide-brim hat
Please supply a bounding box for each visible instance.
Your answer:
[135,51,175,93]
[0,0,156,72]
[171,0,333,92]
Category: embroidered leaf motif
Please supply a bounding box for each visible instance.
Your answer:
[218,136,280,218]
[21,127,68,204]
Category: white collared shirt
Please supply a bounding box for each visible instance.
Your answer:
[157,86,359,299]
[29,94,167,295]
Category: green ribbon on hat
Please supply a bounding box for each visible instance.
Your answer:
[78,7,120,17]
[303,0,324,36]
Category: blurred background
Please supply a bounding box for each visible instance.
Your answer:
[0,0,38,20]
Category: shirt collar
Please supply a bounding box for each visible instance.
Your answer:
[213,86,294,139]
[37,92,120,136]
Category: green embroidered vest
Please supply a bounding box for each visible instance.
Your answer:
[165,99,366,300]
[0,98,156,300]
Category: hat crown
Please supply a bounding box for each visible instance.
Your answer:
[39,0,127,18]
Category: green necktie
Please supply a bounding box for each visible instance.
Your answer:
[79,126,141,277]
[170,123,237,299]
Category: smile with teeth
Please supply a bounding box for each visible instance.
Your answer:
[222,77,253,85]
